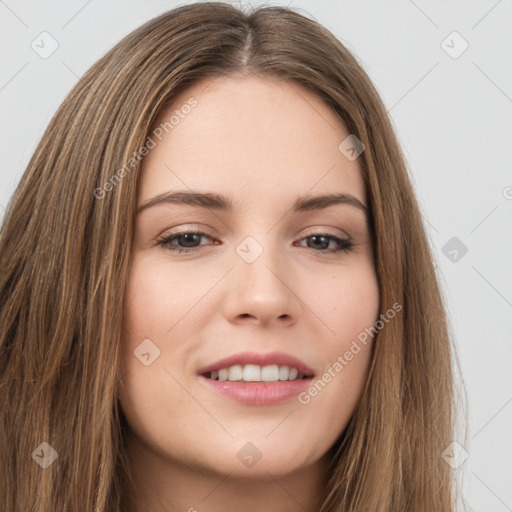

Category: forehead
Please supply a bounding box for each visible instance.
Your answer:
[140,74,366,207]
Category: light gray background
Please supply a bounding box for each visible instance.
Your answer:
[1,1,511,510]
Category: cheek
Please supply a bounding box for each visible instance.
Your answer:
[120,257,176,386]
[296,272,378,439]
[299,260,379,407]
[309,260,380,348]
[120,254,220,396]
[119,258,201,451]
[123,254,206,341]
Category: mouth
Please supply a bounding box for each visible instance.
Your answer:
[202,364,311,382]
[197,350,315,381]
[196,351,315,405]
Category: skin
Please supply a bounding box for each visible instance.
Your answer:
[118,74,380,512]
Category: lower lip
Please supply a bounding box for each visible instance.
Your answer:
[198,375,313,405]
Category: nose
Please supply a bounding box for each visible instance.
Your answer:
[222,238,301,327]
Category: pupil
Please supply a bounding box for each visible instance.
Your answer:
[181,233,199,247]
[309,235,328,250]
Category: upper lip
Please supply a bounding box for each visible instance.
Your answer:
[197,351,315,377]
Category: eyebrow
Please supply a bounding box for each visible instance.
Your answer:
[137,190,369,217]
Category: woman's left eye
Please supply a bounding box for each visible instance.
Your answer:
[294,233,354,253]
[156,230,354,254]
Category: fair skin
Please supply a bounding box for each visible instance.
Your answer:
[118,74,380,512]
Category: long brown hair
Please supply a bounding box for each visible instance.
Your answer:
[0,2,466,510]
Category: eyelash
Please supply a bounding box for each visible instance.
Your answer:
[156,230,355,255]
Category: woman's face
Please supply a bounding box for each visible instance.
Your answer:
[119,74,379,480]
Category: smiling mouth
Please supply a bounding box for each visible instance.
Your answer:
[202,363,312,382]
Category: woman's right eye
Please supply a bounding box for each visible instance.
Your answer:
[156,230,215,253]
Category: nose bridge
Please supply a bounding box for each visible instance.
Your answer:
[225,232,300,324]
[235,233,286,292]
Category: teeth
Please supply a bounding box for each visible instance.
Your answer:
[228,365,243,381]
[261,365,279,382]
[243,364,261,381]
[206,364,307,382]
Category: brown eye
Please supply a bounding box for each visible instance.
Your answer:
[296,234,354,254]
[157,231,215,253]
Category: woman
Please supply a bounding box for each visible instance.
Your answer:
[0,2,464,511]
